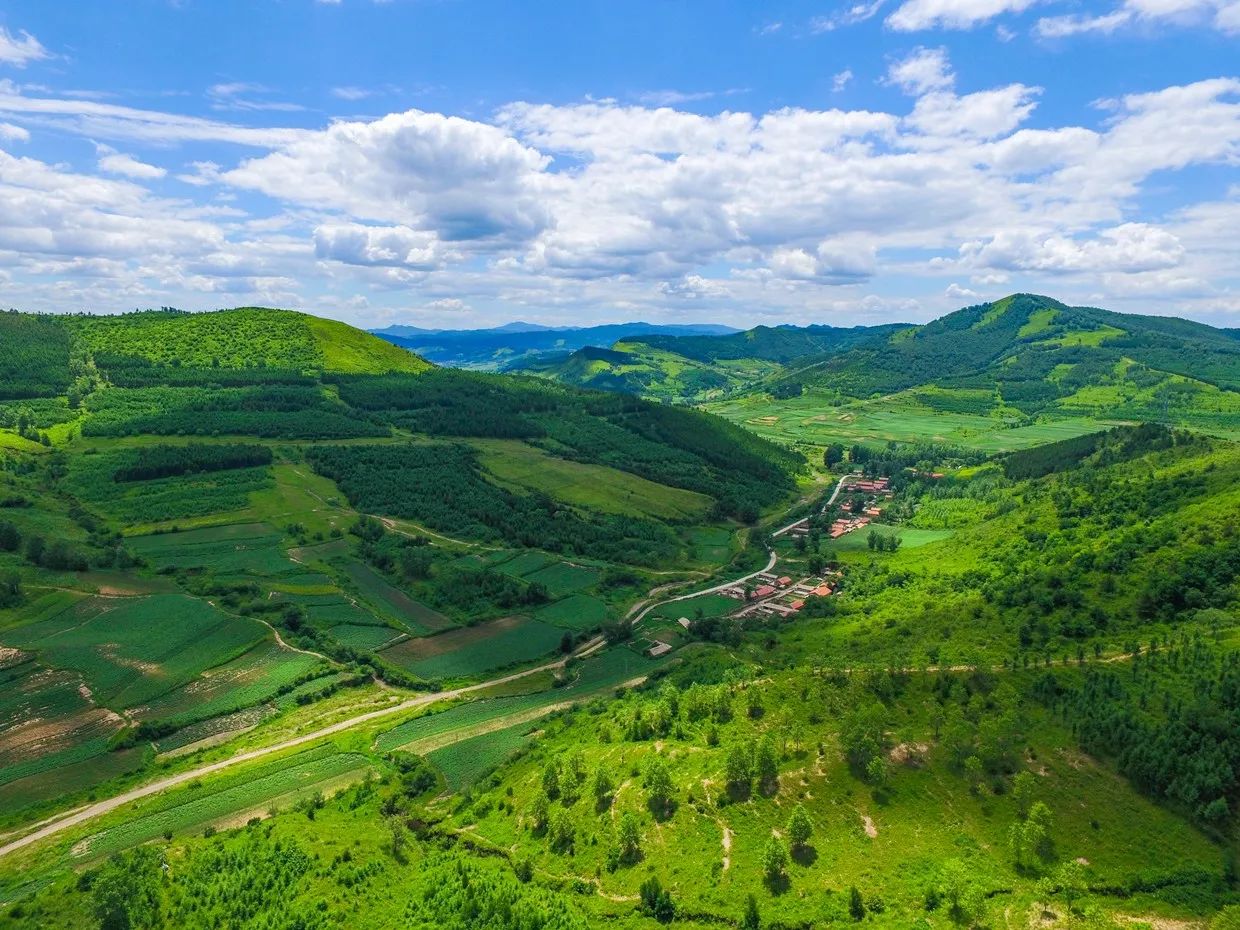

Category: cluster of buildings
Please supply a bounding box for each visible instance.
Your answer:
[723,571,840,620]
[826,475,894,538]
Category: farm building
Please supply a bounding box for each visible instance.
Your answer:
[753,584,776,598]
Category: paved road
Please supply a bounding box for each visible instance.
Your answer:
[0,642,600,861]
[772,473,850,537]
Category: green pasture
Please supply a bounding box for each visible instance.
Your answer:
[522,561,601,597]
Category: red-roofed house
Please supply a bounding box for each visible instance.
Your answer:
[777,576,792,587]
[754,584,776,598]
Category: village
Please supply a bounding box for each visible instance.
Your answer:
[648,474,898,655]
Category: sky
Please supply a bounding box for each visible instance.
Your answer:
[0,1,1237,330]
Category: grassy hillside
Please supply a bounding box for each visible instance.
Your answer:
[65,307,430,377]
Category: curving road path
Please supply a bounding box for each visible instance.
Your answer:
[0,644,600,860]
[0,477,851,861]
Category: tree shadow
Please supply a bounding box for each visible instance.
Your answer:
[791,844,818,867]
[595,795,614,815]
[647,798,678,822]
[764,872,791,896]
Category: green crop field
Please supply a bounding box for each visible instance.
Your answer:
[647,592,740,623]
[1,594,267,709]
[826,525,955,552]
[135,641,325,725]
[521,561,601,597]
[75,749,373,860]
[427,720,539,790]
[327,623,402,650]
[534,593,610,630]
[378,615,563,680]
[706,391,1115,453]
[490,550,556,578]
[340,561,454,634]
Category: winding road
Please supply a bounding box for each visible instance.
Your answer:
[0,477,851,861]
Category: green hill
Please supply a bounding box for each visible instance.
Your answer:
[516,323,906,402]
[778,294,1240,420]
[64,308,430,380]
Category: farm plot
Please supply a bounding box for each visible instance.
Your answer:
[153,705,278,756]
[534,594,609,631]
[707,392,1111,453]
[0,594,267,710]
[378,615,563,680]
[374,648,665,753]
[646,592,739,624]
[62,455,270,527]
[341,561,453,635]
[128,524,305,578]
[134,639,326,725]
[0,745,148,813]
[75,748,372,860]
[428,721,540,791]
[472,438,712,521]
[829,526,955,552]
[489,550,555,578]
[683,526,734,565]
[328,623,402,651]
[522,562,601,597]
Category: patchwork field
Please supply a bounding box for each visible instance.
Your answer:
[706,391,1116,453]
[378,615,563,680]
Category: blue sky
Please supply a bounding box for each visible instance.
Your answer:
[0,0,1237,329]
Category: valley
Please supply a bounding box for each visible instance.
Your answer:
[0,299,1237,929]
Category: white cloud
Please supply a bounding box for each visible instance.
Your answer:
[886,47,955,94]
[331,86,375,101]
[97,149,167,180]
[887,0,1039,29]
[207,82,304,113]
[945,282,980,298]
[0,121,28,142]
[962,223,1187,273]
[833,70,855,92]
[313,223,442,269]
[1035,0,1240,35]
[0,27,48,68]
[811,0,887,31]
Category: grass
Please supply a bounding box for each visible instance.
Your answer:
[472,438,713,521]
[378,616,564,680]
[684,525,736,564]
[647,593,740,623]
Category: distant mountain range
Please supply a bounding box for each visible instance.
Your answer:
[370,321,738,369]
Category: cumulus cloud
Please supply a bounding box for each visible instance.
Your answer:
[962,223,1187,273]
[886,47,955,94]
[313,223,442,269]
[0,27,49,68]
[225,110,552,243]
[2,48,1239,325]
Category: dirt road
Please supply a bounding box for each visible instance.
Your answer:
[0,642,599,861]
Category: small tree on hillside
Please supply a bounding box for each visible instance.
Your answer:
[755,736,779,795]
[761,836,788,885]
[617,811,642,864]
[787,804,813,852]
[646,757,675,818]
